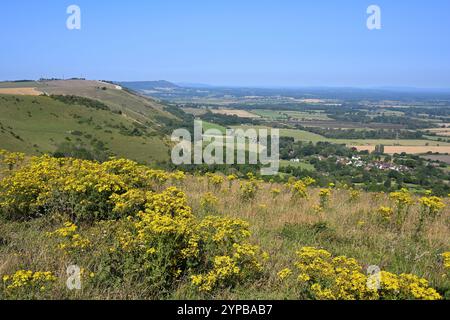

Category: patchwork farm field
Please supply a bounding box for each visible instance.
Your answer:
[240,109,406,129]
[230,125,450,148]
[251,109,332,121]
[230,125,325,142]
[296,120,405,129]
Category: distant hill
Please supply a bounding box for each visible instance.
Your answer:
[117,80,180,91]
[0,79,192,163]
[115,80,217,101]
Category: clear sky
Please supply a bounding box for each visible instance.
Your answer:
[1,0,449,88]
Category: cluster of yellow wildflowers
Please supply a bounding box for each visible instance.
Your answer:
[102,158,184,186]
[293,247,376,300]
[105,185,266,293]
[389,188,414,228]
[280,247,441,300]
[0,149,25,171]
[226,174,237,188]
[348,188,361,202]
[442,252,450,270]
[291,181,308,199]
[0,152,186,220]
[289,177,316,201]
[378,206,394,222]
[2,270,56,297]
[191,256,240,292]
[112,186,194,271]
[277,268,293,280]
[379,272,442,300]
[182,214,267,292]
[110,188,153,217]
[46,222,91,254]
[192,216,251,246]
[419,196,445,217]
[416,195,446,235]
[200,192,219,212]
[206,173,224,190]
[390,188,414,207]
[239,177,260,201]
[318,188,332,208]
[190,243,267,292]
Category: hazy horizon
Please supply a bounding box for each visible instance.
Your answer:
[3,78,449,92]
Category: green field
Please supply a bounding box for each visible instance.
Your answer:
[202,121,227,134]
[251,109,331,121]
[279,160,315,171]
[0,95,170,163]
[231,125,327,142]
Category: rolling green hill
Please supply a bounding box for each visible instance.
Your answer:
[0,79,196,163]
[0,80,177,127]
[0,94,170,163]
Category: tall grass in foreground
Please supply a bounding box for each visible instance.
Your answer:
[0,150,448,299]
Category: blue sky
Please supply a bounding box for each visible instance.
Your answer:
[1,0,449,88]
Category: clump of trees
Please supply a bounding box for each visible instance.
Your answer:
[50,95,110,111]
[53,141,110,162]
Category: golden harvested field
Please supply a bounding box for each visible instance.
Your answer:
[353,145,450,154]
[211,109,260,118]
[426,128,450,137]
[0,87,42,95]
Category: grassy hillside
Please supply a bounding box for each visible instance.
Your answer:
[0,80,178,130]
[0,152,448,300]
[0,94,169,163]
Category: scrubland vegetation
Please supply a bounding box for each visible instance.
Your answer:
[0,150,448,300]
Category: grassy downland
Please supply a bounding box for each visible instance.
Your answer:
[0,95,169,163]
[0,80,178,130]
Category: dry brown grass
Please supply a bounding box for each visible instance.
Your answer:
[183,177,449,243]
[0,88,42,95]
[180,176,449,292]
[0,175,448,299]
